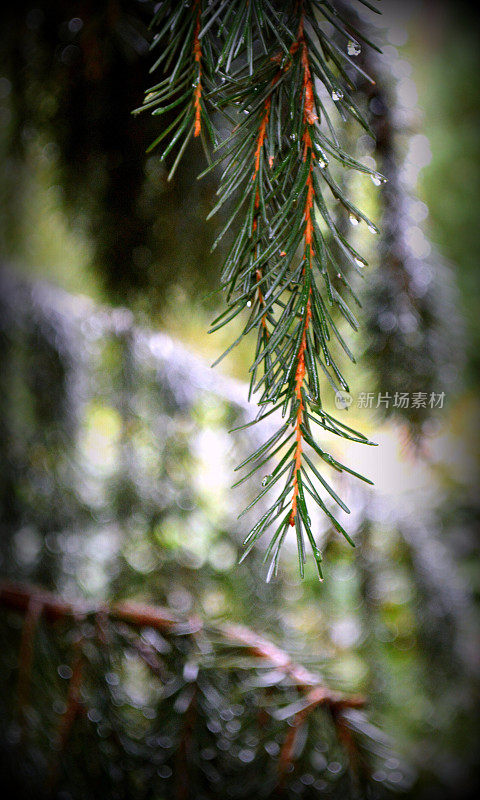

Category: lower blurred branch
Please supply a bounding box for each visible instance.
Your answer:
[17,594,43,731]
[0,581,365,716]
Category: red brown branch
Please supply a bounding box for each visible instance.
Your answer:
[278,685,364,785]
[1,581,365,786]
[0,581,364,709]
[176,685,197,800]
[0,582,201,633]
[17,594,43,726]
[57,641,84,751]
[46,618,86,792]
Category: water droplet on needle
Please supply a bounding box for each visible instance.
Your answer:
[347,40,361,56]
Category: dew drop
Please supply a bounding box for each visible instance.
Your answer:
[349,214,359,227]
[354,257,367,268]
[315,147,329,168]
[262,475,272,487]
[68,17,83,34]
[347,40,361,57]
[246,300,252,307]
[314,143,329,165]
[367,224,377,234]
[371,172,387,186]
[331,89,343,102]
[58,664,73,680]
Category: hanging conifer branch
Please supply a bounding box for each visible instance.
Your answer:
[133,0,216,179]
[138,0,385,579]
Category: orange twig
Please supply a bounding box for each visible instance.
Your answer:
[289,293,312,526]
[253,97,271,178]
[193,0,202,137]
[252,96,273,332]
[288,10,319,528]
[298,21,318,126]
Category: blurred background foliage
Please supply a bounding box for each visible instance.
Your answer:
[0,1,479,799]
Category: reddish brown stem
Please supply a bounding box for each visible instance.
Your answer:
[2,581,365,787]
[253,97,271,178]
[58,643,84,750]
[47,629,85,792]
[176,686,198,800]
[193,0,202,137]
[252,96,273,332]
[288,11,318,527]
[289,292,312,525]
[17,595,43,726]
[0,581,364,709]
[278,685,364,786]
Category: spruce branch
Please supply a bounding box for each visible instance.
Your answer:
[2,581,404,795]
[139,1,384,578]
[133,0,216,178]
[0,579,364,715]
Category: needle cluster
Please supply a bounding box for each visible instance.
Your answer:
[139,0,384,579]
